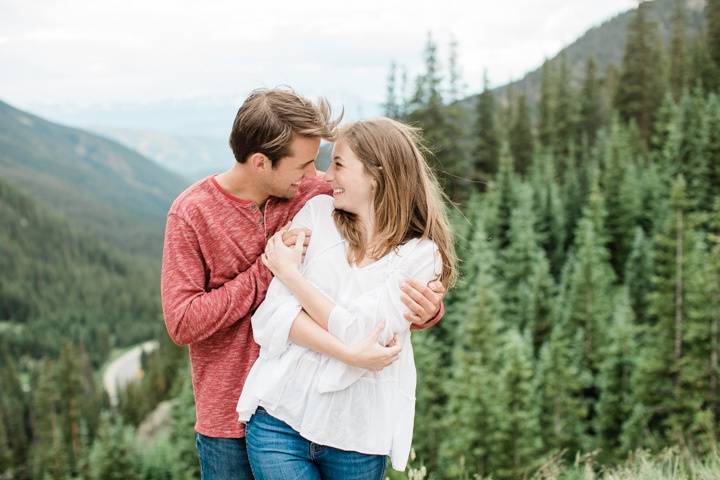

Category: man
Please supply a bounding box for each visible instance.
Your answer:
[161,88,445,479]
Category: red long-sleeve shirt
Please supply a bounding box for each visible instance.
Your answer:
[161,174,443,438]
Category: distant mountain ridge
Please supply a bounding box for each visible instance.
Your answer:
[0,100,188,257]
[98,127,335,180]
[94,127,229,181]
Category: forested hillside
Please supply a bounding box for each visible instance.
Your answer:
[0,174,188,478]
[0,176,164,364]
[2,0,719,479]
[0,100,187,257]
[380,0,720,478]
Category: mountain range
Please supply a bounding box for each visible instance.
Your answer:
[0,100,187,258]
[477,0,706,107]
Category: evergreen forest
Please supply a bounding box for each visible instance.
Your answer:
[1,0,720,478]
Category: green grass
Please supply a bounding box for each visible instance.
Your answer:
[390,448,720,480]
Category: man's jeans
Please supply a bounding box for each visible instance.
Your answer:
[245,407,387,480]
[196,432,254,479]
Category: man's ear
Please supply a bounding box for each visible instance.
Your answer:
[250,153,271,172]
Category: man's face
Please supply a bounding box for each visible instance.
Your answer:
[267,135,320,199]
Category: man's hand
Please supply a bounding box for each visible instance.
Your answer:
[282,227,312,261]
[261,229,305,281]
[344,322,401,371]
[401,279,445,327]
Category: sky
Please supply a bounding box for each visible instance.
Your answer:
[1,0,638,136]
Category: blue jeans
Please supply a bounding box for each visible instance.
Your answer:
[196,432,254,479]
[246,407,387,480]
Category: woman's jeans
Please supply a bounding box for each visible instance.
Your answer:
[246,407,387,480]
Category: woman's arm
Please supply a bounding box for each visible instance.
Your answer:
[262,235,441,345]
[288,310,401,371]
[263,231,443,330]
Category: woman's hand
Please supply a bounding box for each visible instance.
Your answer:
[261,228,306,281]
[342,322,402,371]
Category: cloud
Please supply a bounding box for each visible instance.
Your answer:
[0,0,637,130]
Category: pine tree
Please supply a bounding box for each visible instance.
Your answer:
[679,230,718,453]
[0,409,11,478]
[492,331,543,479]
[670,0,688,100]
[412,330,446,472]
[438,196,492,353]
[490,145,518,250]
[0,345,28,475]
[707,0,720,91]
[57,343,89,473]
[383,61,400,119]
[30,361,70,480]
[614,0,664,142]
[531,156,566,278]
[705,94,720,199]
[600,120,643,278]
[500,184,555,353]
[88,413,140,480]
[408,33,448,187]
[689,36,716,92]
[676,88,712,211]
[440,219,504,478]
[499,82,516,139]
[168,365,200,480]
[407,33,467,200]
[553,52,575,158]
[474,71,500,179]
[651,93,681,171]
[557,218,616,376]
[625,227,654,325]
[444,37,471,200]
[509,93,534,175]
[560,145,583,254]
[579,57,602,146]
[708,198,720,428]
[538,60,555,148]
[398,65,410,119]
[535,309,591,456]
[595,289,637,462]
[625,176,708,450]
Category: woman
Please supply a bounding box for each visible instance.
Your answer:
[236,117,456,479]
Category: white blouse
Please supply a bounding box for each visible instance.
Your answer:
[236,194,441,471]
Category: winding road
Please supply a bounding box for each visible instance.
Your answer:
[103,340,159,406]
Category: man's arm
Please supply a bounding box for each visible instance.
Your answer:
[161,213,273,345]
[404,279,446,331]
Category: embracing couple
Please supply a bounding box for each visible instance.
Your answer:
[161,87,456,479]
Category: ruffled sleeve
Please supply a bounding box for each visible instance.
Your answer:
[251,196,321,358]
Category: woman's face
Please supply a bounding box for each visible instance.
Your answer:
[326,139,375,216]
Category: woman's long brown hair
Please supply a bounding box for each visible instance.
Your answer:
[332,118,457,288]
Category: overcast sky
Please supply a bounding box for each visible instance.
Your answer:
[1,0,637,135]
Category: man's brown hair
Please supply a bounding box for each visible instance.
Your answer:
[229,87,341,167]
